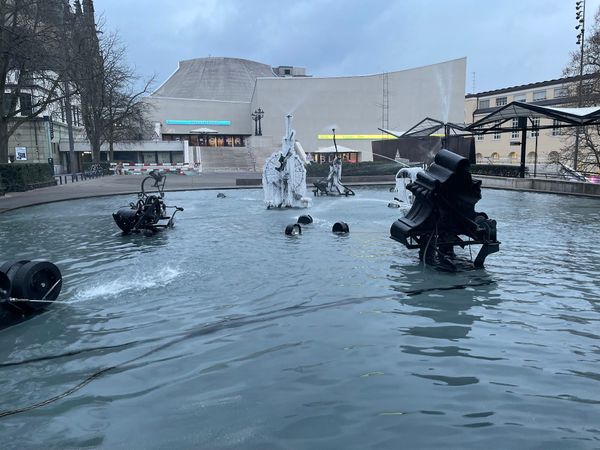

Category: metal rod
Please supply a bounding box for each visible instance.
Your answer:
[574,0,586,170]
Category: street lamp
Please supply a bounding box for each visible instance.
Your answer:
[574,0,586,170]
[251,107,264,136]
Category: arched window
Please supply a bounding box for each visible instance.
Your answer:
[509,151,518,164]
[491,152,500,162]
[527,152,536,163]
[547,151,560,163]
[476,153,483,163]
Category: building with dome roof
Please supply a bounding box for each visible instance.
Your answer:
[138,56,466,170]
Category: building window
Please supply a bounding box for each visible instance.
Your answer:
[477,134,484,141]
[530,117,540,137]
[478,99,490,109]
[476,153,483,163]
[3,93,16,115]
[493,120,502,140]
[533,90,546,102]
[548,151,560,163]
[496,96,507,106]
[513,93,527,102]
[18,94,32,116]
[491,152,500,162]
[527,152,536,163]
[554,87,569,98]
[511,118,520,139]
[552,119,562,136]
[509,151,518,164]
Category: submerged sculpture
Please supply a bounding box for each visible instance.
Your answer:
[262,115,311,209]
[113,170,183,235]
[313,129,355,197]
[0,259,62,330]
[390,149,499,271]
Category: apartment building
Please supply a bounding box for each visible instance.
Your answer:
[464,75,583,166]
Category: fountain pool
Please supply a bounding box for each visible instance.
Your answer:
[0,187,599,449]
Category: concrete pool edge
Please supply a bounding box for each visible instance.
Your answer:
[1,173,600,214]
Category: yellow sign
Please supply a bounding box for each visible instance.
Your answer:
[317,134,396,140]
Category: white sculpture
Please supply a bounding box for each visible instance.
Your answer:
[262,115,311,208]
[388,166,424,209]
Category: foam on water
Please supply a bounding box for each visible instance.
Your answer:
[72,266,183,302]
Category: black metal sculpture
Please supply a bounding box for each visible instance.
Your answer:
[113,170,183,235]
[0,260,62,330]
[390,149,499,271]
[312,128,355,197]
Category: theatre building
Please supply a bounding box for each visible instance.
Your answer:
[142,56,466,171]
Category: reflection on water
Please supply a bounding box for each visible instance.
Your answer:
[0,188,600,449]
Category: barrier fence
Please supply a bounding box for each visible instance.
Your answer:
[110,162,198,175]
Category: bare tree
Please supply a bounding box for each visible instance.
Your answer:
[562,6,600,173]
[0,0,67,163]
[72,1,153,163]
[101,33,154,160]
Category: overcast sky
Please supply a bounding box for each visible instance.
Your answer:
[96,0,600,94]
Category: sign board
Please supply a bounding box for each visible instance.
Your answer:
[318,134,397,140]
[165,120,231,126]
[15,147,27,161]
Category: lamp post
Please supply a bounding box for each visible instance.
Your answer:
[251,108,264,136]
[574,0,586,170]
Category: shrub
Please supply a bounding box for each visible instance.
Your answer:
[470,164,526,178]
[0,163,56,192]
[306,161,402,178]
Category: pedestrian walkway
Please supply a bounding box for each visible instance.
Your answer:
[0,172,262,213]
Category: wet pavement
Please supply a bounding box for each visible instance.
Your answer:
[0,172,263,213]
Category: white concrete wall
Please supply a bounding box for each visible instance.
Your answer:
[251,58,466,156]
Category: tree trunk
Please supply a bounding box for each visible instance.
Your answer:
[0,119,9,163]
[90,134,101,163]
[63,85,77,173]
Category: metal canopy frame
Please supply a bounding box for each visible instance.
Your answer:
[377,102,600,179]
[467,101,600,130]
[379,118,469,139]
[465,101,600,178]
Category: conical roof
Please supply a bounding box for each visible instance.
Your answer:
[152,57,275,102]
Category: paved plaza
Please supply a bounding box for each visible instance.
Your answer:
[0,172,263,213]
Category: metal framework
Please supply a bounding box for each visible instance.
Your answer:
[465,101,600,177]
[381,102,600,178]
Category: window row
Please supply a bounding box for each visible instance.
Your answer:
[162,134,247,147]
[476,119,563,140]
[476,151,560,164]
[477,86,571,109]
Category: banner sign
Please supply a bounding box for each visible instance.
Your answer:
[15,147,27,160]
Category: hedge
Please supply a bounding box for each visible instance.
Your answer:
[306,161,403,178]
[470,164,527,178]
[305,162,527,179]
[0,163,56,193]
